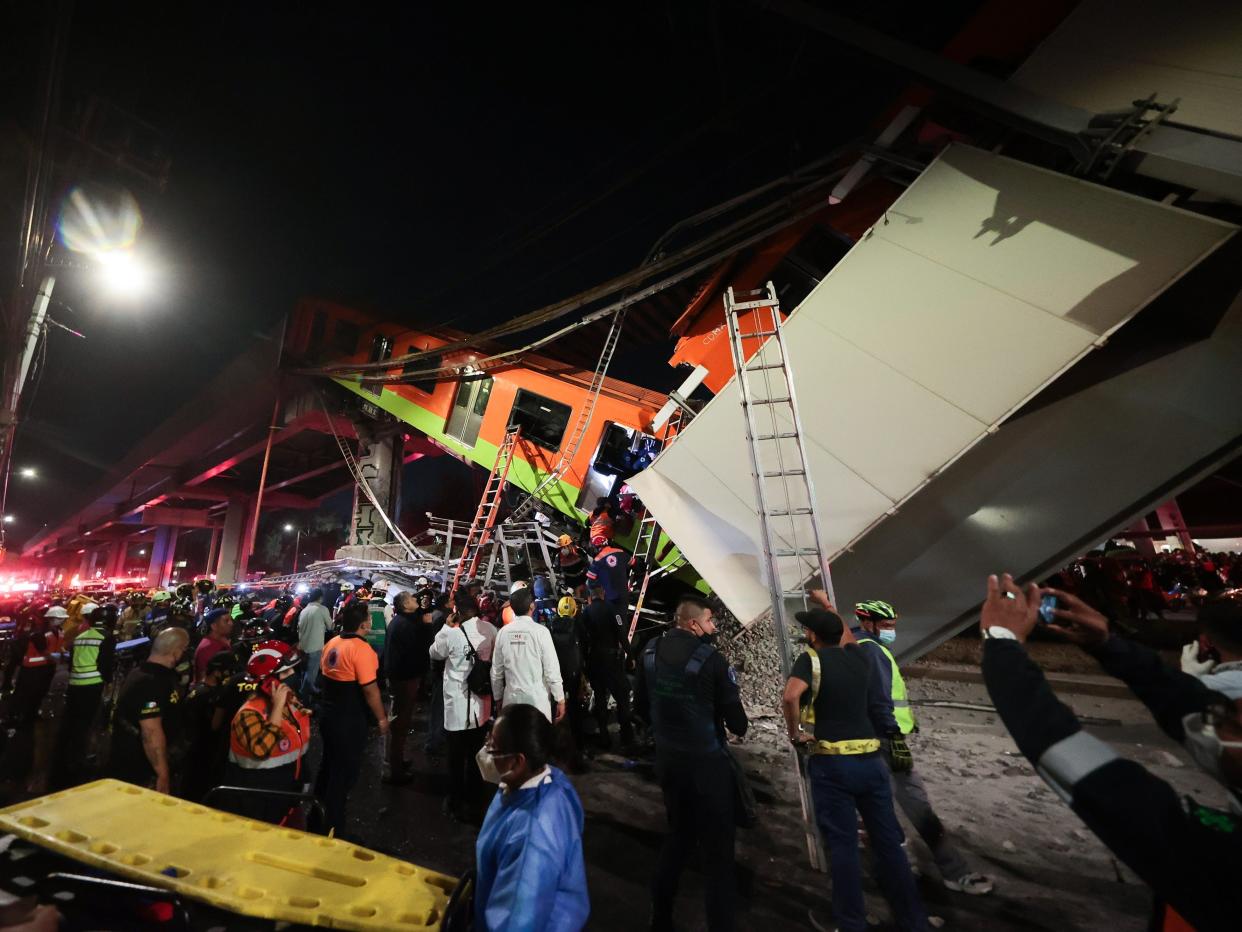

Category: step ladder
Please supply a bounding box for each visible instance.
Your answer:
[507,308,627,524]
[450,426,521,596]
[725,280,833,872]
[627,406,688,642]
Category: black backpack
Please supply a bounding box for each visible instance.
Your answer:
[462,627,492,698]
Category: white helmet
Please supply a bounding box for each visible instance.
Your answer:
[44,606,69,620]
[339,582,355,591]
[417,577,429,588]
[509,580,529,594]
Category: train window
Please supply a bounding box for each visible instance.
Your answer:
[508,389,572,452]
[361,335,392,397]
[402,346,441,395]
[445,376,493,447]
[332,320,361,357]
[574,421,661,512]
[771,226,852,311]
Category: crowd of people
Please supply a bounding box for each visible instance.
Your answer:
[0,527,1238,931]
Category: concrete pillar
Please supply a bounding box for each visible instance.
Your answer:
[205,526,222,578]
[76,550,91,582]
[1125,517,1157,559]
[104,540,128,578]
[215,497,253,585]
[1154,497,1196,553]
[349,429,403,547]
[86,548,101,579]
[146,527,179,588]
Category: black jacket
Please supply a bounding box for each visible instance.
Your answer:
[982,635,1239,932]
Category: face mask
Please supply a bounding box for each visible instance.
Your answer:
[1181,712,1242,786]
[476,745,504,784]
[877,629,897,646]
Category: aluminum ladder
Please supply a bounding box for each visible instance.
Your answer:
[450,426,521,595]
[724,280,833,871]
[507,307,627,524]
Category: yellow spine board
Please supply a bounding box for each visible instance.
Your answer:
[0,780,456,931]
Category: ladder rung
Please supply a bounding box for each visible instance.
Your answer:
[743,329,779,338]
[755,432,798,441]
[762,469,805,478]
[774,548,820,557]
[767,507,813,517]
[744,397,791,406]
[744,361,785,372]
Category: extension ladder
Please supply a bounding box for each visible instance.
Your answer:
[451,426,521,595]
[507,307,627,524]
[724,280,833,871]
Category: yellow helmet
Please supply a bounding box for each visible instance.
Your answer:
[558,534,573,548]
[557,595,578,617]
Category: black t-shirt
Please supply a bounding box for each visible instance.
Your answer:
[385,611,432,681]
[546,613,584,679]
[791,645,886,744]
[583,599,628,664]
[108,662,183,783]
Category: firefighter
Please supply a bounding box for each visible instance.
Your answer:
[852,598,993,896]
[49,602,116,790]
[3,606,63,729]
[557,534,588,592]
[588,496,615,543]
[582,586,635,751]
[586,535,630,620]
[225,640,310,823]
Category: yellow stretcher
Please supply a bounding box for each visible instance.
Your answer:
[0,780,456,930]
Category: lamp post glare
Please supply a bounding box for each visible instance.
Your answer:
[19,467,36,479]
[2,515,13,524]
[97,250,153,299]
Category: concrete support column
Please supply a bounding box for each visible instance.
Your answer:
[76,550,91,581]
[215,497,254,585]
[205,526,222,578]
[104,540,128,578]
[1154,497,1196,553]
[1125,517,1157,559]
[349,429,404,547]
[86,549,101,579]
[146,527,179,588]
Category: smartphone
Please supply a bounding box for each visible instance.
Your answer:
[1038,594,1059,625]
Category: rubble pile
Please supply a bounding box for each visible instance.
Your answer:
[718,608,786,715]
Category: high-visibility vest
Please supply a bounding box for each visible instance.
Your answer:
[799,650,820,725]
[858,637,916,734]
[21,632,58,669]
[69,627,105,686]
[228,693,311,771]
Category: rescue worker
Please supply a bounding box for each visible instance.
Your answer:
[3,606,63,729]
[546,594,588,769]
[783,605,929,932]
[585,535,629,620]
[982,576,1242,932]
[634,595,748,932]
[853,598,993,895]
[49,602,115,790]
[384,590,432,784]
[429,591,497,819]
[225,640,311,823]
[180,650,237,802]
[556,534,588,592]
[193,608,234,683]
[490,588,565,724]
[107,627,189,794]
[193,577,216,625]
[474,703,590,931]
[587,497,614,544]
[582,585,635,751]
[315,601,388,835]
[500,579,528,627]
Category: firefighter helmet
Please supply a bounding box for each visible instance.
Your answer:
[246,640,300,682]
[557,595,578,617]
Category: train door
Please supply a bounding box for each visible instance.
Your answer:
[575,421,661,512]
[445,376,493,447]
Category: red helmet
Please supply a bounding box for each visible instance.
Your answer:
[246,640,301,683]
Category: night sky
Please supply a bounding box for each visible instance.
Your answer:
[2,1,983,549]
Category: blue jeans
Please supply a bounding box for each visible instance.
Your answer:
[808,753,929,932]
[300,650,321,698]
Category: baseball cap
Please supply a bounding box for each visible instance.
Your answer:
[794,608,844,643]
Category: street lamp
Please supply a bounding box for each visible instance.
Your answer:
[19,467,36,479]
[2,515,13,524]
[284,524,304,574]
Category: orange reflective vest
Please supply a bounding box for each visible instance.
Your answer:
[228,693,311,772]
[21,631,60,669]
[589,510,614,542]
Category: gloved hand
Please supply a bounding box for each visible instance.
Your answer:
[887,735,913,773]
[1181,642,1216,676]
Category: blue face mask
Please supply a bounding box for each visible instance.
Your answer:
[877,629,897,646]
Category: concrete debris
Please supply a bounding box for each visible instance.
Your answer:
[1156,750,1185,769]
[1002,840,1017,852]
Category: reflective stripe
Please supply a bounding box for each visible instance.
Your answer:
[229,747,304,770]
[859,638,917,733]
[813,738,881,756]
[1035,730,1120,803]
[799,650,820,726]
[892,699,910,708]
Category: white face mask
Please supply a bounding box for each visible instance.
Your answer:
[476,745,517,786]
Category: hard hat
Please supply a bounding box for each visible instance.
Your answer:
[340,582,354,591]
[416,577,429,588]
[509,580,529,594]
[79,602,100,618]
[230,602,245,620]
[557,595,578,617]
[558,534,573,548]
[854,600,898,622]
[246,640,300,682]
[204,607,230,626]
[590,534,608,547]
[44,606,69,620]
[152,590,171,602]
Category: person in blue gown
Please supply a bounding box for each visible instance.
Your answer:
[474,703,590,931]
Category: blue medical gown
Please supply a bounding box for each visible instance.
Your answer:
[475,766,590,931]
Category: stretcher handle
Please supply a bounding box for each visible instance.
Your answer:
[39,871,191,930]
[203,784,327,830]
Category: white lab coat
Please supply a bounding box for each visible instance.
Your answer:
[429,616,498,731]
[490,615,565,721]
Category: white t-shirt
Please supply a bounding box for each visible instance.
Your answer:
[490,615,565,721]
[429,616,498,731]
